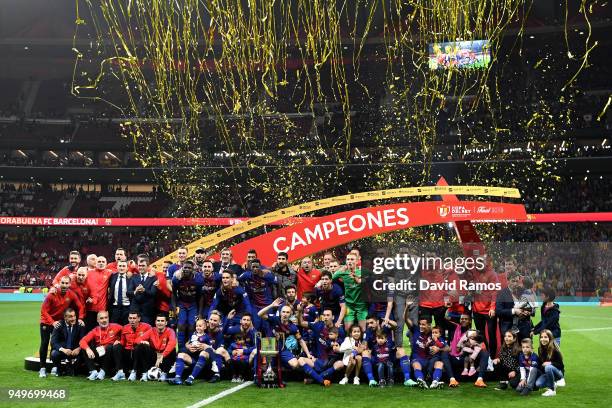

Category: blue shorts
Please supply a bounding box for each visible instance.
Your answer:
[177,303,198,326]
[412,357,430,368]
[278,350,296,368]
[314,358,336,372]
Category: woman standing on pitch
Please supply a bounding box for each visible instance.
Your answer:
[535,329,565,397]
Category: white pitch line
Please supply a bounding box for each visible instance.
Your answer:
[185,381,253,408]
[564,326,612,332]
[564,315,612,321]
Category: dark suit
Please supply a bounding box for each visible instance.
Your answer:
[496,287,532,340]
[108,273,134,325]
[50,321,86,374]
[129,273,157,324]
[212,262,243,276]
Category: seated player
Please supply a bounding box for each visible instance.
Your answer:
[258,298,307,373]
[338,325,366,385]
[204,310,231,382]
[172,260,204,351]
[50,308,86,376]
[133,314,177,382]
[111,311,151,381]
[170,318,217,385]
[363,315,414,387]
[79,311,123,381]
[516,338,540,396]
[39,275,85,378]
[296,305,345,387]
[404,314,444,389]
[223,311,257,367]
[427,325,454,389]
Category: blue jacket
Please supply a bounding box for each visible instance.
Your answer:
[533,302,561,339]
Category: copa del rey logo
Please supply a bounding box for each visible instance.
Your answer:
[437,204,504,218]
[437,205,450,217]
[437,204,470,217]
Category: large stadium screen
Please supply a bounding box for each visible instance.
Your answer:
[428,40,491,70]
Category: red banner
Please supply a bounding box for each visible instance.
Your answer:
[220,201,527,265]
[0,216,306,227]
[1,212,611,227]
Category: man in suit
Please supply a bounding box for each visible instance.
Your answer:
[130,255,158,325]
[109,260,134,325]
[50,308,86,376]
[496,270,532,340]
[212,247,243,276]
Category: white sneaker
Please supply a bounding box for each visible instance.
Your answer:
[353,376,360,385]
[50,367,58,377]
[159,372,167,382]
[430,380,442,389]
[112,370,126,381]
[211,361,219,374]
[140,373,148,382]
[542,389,557,397]
[128,370,137,382]
[96,369,106,380]
[169,363,176,374]
[555,378,566,387]
[87,370,98,381]
[339,376,349,385]
[39,368,47,378]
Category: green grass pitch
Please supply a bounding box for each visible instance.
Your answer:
[0,302,610,408]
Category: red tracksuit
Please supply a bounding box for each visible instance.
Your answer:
[137,327,177,357]
[86,268,112,313]
[79,323,123,349]
[297,268,321,300]
[121,322,152,350]
[40,289,85,325]
[69,274,92,305]
[155,272,172,313]
[52,266,75,286]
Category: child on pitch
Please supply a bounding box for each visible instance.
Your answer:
[535,329,565,396]
[492,330,521,390]
[458,330,483,377]
[170,318,213,385]
[516,338,540,396]
[532,287,561,345]
[229,333,252,383]
[373,330,394,387]
[338,325,366,385]
[512,276,536,335]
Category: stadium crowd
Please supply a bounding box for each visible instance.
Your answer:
[36,245,573,397]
